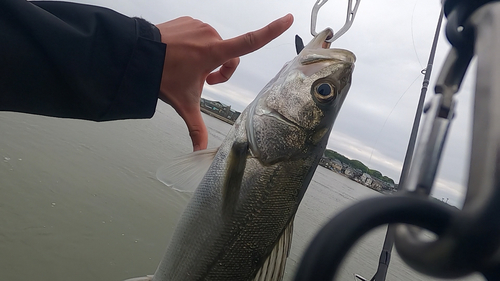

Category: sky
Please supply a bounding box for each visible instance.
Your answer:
[62,0,476,207]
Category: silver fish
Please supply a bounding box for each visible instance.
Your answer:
[128,29,355,281]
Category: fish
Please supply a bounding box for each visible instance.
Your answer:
[127,28,355,281]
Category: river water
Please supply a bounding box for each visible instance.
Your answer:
[0,103,483,281]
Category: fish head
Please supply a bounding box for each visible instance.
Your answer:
[247,29,355,164]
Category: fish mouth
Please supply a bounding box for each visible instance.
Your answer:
[256,106,301,128]
[301,49,356,65]
[295,49,355,78]
[300,28,356,65]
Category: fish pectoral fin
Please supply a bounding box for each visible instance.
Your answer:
[156,147,218,193]
[123,275,153,281]
[222,142,249,216]
[253,218,294,281]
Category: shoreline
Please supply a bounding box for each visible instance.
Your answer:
[200,108,235,125]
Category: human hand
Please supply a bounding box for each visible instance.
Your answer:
[156,14,294,151]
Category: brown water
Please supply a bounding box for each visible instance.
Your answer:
[0,103,483,281]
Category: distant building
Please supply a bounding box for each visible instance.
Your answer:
[344,166,362,179]
[228,109,241,121]
[319,157,334,171]
[331,159,343,172]
[319,157,344,173]
[319,153,397,194]
[319,157,332,169]
[200,98,241,122]
[370,178,388,191]
[360,173,373,186]
[201,98,227,113]
[371,181,383,191]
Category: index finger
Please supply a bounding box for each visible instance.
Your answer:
[216,14,294,60]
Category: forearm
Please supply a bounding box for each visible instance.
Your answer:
[0,0,165,121]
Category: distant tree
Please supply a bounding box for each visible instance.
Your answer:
[368,169,383,179]
[381,176,395,184]
[349,160,368,173]
[324,149,335,159]
[324,149,350,164]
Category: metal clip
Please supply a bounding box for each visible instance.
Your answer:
[310,0,361,43]
[398,46,471,198]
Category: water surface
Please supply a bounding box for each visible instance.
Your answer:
[0,104,482,280]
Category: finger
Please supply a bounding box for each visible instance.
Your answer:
[216,14,293,60]
[206,57,240,85]
[182,108,208,151]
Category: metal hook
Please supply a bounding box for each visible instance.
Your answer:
[310,0,361,43]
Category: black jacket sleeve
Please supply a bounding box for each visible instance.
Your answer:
[0,0,166,121]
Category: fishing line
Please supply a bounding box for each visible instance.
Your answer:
[367,73,422,166]
[411,0,424,69]
[367,0,424,168]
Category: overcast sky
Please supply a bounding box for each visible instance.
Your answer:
[66,0,476,207]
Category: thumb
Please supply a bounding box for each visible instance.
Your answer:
[181,107,208,151]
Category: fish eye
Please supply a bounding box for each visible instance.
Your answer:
[314,83,336,102]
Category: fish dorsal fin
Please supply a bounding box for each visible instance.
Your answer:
[222,142,248,217]
[252,218,294,281]
[295,35,304,54]
[156,148,218,192]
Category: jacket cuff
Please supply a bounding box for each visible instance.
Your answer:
[135,17,161,42]
[103,18,166,120]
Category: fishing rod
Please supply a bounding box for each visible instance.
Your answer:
[356,7,445,281]
[295,0,500,280]
[304,1,444,279]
